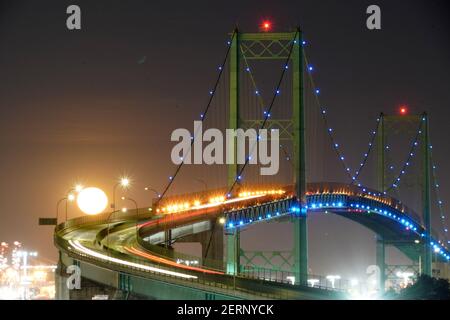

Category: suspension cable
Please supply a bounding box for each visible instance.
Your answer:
[226,31,298,197]
[155,30,237,205]
[384,118,424,192]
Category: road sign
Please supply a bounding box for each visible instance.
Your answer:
[39,218,57,225]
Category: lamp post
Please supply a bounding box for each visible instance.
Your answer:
[144,186,160,198]
[326,275,341,289]
[307,278,319,287]
[122,197,139,234]
[144,186,160,211]
[106,177,130,253]
[60,184,83,223]
[112,178,130,213]
[56,197,67,225]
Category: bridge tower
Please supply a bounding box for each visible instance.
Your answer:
[376,112,432,289]
[226,28,308,284]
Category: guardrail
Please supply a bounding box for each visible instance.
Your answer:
[56,235,342,299]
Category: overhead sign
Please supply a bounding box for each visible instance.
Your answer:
[39,218,57,226]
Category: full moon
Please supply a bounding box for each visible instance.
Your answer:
[77,187,108,215]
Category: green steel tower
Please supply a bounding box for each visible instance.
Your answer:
[226,28,308,283]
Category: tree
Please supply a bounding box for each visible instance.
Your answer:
[398,275,450,300]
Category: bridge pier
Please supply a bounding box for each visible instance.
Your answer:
[293,217,308,286]
[226,229,240,275]
[376,236,386,293]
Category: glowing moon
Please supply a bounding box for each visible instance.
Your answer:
[76,187,108,215]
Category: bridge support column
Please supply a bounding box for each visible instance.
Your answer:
[164,229,172,248]
[201,223,224,269]
[293,218,308,285]
[292,28,308,286]
[421,113,432,276]
[226,229,240,275]
[376,236,386,293]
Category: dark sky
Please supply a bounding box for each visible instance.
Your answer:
[0,0,449,279]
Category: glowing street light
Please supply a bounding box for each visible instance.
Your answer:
[112,176,131,212]
[307,279,319,287]
[326,275,341,289]
[56,192,76,224]
[144,186,161,205]
[56,183,84,223]
[396,271,414,287]
[105,177,131,254]
[286,276,296,285]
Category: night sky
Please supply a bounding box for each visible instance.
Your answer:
[0,0,449,279]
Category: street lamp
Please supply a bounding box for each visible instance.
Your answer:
[326,275,341,289]
[144,186,161,198]
[105,177,130,253]
[434,246,440,263]
[122,196,139,234]
[307,279,319,287]
[59,184,84,223]
[396,271,414,287]
[112,177,130,212]
[56,193,76,224]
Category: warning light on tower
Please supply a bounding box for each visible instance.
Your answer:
[261,20,272,32]
[399,106,408,115]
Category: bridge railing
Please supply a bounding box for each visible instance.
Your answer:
[55,235,341,300]
[239,265,350,292]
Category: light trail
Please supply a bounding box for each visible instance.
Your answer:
[158,193,268,214]
[124,246,224,275]
[68,240,197,280]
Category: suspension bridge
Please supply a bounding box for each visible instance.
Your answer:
[53,27,450,300]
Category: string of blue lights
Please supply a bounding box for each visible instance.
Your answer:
[430,145,450,245]
[226,32,299,197]
[383,118,424,193]
[304,52,383,190]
